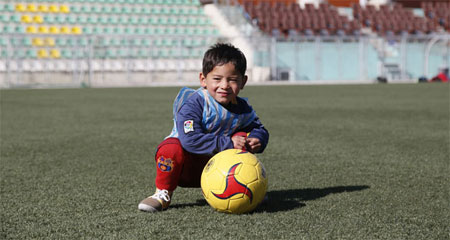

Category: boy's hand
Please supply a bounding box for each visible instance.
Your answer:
[246,138,261,153]
[231,134,247,150]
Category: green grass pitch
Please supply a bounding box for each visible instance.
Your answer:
[1,83,449,239]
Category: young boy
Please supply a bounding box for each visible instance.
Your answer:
[138,43,269,212]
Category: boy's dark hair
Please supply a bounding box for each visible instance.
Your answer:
[202,43,247,77]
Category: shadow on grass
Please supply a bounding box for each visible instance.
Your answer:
[255,185,370,213]
[170,185,370,213]
[171,199,208,209]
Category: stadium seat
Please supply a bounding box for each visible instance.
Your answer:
[50,49,61,58]
[60,5,70,13]
[15,4,26,12]
[55,38,66,46]
[27,4,38,12]
[38,5,48,13]
[26,26,37,34]
[72,27,82,34]
[26,49,37,59]
[22,38,32,47]
[38,26,49,34]
[10,15,21,23]
[45,38,56,47]
[33,15,44,24]
[61,49,72,59]
[60,26,71,34]
[21,15,33,23]
[37,49,49,58]
[32,38,44,47]
[49,5,59,13]
[4,3,14,12]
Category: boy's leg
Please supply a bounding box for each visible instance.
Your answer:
[139,138,186,212]
[154,138,187,191]
[178,153,210,188]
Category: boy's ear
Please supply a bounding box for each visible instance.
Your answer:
[240,75,248,89]
[199,72,207,88]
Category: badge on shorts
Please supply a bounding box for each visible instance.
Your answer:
[184,120,194,133]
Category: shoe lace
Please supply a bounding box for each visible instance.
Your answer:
[151,189,170,202]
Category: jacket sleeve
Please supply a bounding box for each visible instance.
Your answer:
[176,95,234,155]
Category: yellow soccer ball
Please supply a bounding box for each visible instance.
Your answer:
[201,149,268,214]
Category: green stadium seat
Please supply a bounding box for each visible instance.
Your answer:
[87,16,97,24]
[104,16,115,25]
[82,26,92,34]
[141,39,151,46]
[44,15,55,24]
[92,27,102,34]
[161,7,170,15]
[0,15,8,23]
[61,49,72,59]
[15,26,25,34]
[71,5,81,13]
[102,27,113,34]
[134,28,145,34]
[76,15,86,24]
[26,49,37,59]
[22,37,32,47]
[67,15,77,24]
[167,17,177,25]
[99,38,109,46]
[78,38,88,46]
[158,17,168,25]
[1,49,9,58]
[151,8,160,15]
[138,17,148,25]
[119,16,128,25]
[101,6,111,14]
[4,4,14,12]
[118,49,128,58]
[111,6,121,14]
[3,26,14,34]
[109,38,121,46]
[66,38,76,47]
[130,39,141,46]
[81,6,90,13]
[129,17,139,25]
[113,27,123,34]
[141,8,151,15]
[91,6,101,14]
[56,38,67,46]
[14,49,26,59]
[55,15,65,24]
[10,15,21,23]
[154,27,162,35]
[121,6,131,14]
[0,38,7,46]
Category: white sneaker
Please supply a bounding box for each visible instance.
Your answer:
[138,189,172,212]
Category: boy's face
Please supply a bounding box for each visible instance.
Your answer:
[200,62,247,106]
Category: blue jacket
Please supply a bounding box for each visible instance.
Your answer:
[167,87,269,156]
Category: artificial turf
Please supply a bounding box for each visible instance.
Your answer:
[1,83,449,239]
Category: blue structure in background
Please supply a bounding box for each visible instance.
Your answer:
[272,36,449,82]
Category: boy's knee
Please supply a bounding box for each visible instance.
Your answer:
[155,138,186,166]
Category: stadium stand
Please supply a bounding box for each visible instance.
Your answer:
[0,0,448,87]
[239,0,448,38]
[242,1,362,37]
[0,0,219,62]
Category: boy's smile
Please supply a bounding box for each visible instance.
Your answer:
[200,62,247,106]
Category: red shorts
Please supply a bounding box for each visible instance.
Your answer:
[154,138,210,191]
